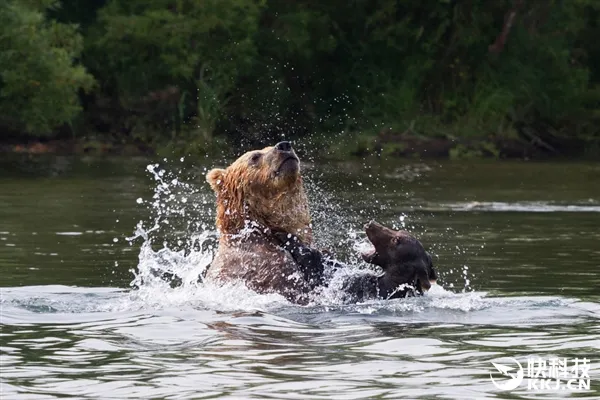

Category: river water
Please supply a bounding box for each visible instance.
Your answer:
[1,154,599,399]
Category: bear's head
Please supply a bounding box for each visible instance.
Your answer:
[206,141,312,243]
[361,221,437,294]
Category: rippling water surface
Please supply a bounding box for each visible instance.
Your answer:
[1,155,599,399]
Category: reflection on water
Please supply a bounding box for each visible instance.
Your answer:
[1,155,599,399]
[426,201,600,213]
[2,285,599,399]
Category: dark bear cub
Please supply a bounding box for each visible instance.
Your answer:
[276,221,437,302]
[358,221,437,298]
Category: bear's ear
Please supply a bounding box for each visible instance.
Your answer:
[206,168,226,192]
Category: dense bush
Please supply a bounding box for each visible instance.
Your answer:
[1,0,599,155]
[0,0,94,136]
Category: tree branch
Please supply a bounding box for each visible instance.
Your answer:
[489,0,524,54]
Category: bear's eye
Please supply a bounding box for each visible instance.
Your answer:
[250,152,262,165]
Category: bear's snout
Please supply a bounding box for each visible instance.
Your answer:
[275,141,293,152]
[271,142,299,177]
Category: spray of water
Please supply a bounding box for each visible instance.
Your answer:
[125,157,476,311]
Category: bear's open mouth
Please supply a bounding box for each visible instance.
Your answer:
[360,246,378,263]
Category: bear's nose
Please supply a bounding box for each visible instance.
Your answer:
[275,141,292,152]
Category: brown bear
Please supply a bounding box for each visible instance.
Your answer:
[356,220,437,300]
[204,141,319,304]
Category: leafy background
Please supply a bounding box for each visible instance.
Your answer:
[1,0,599,157]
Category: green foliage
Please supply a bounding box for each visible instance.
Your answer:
[449,142,500,160]
[1,0,599,157]
[0,0,94,136]
[85,0,263,142]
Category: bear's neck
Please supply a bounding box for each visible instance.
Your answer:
[218,181,313,244]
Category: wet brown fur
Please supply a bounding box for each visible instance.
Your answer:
[205,144,314,303]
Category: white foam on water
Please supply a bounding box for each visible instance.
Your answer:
[431,201,600,213]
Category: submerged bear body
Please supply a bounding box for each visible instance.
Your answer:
[205,232,315,303]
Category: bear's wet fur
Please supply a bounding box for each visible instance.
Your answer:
[356,220,437,300]
[204,141,319,304]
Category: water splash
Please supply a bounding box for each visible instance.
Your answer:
[123,159,477,311]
